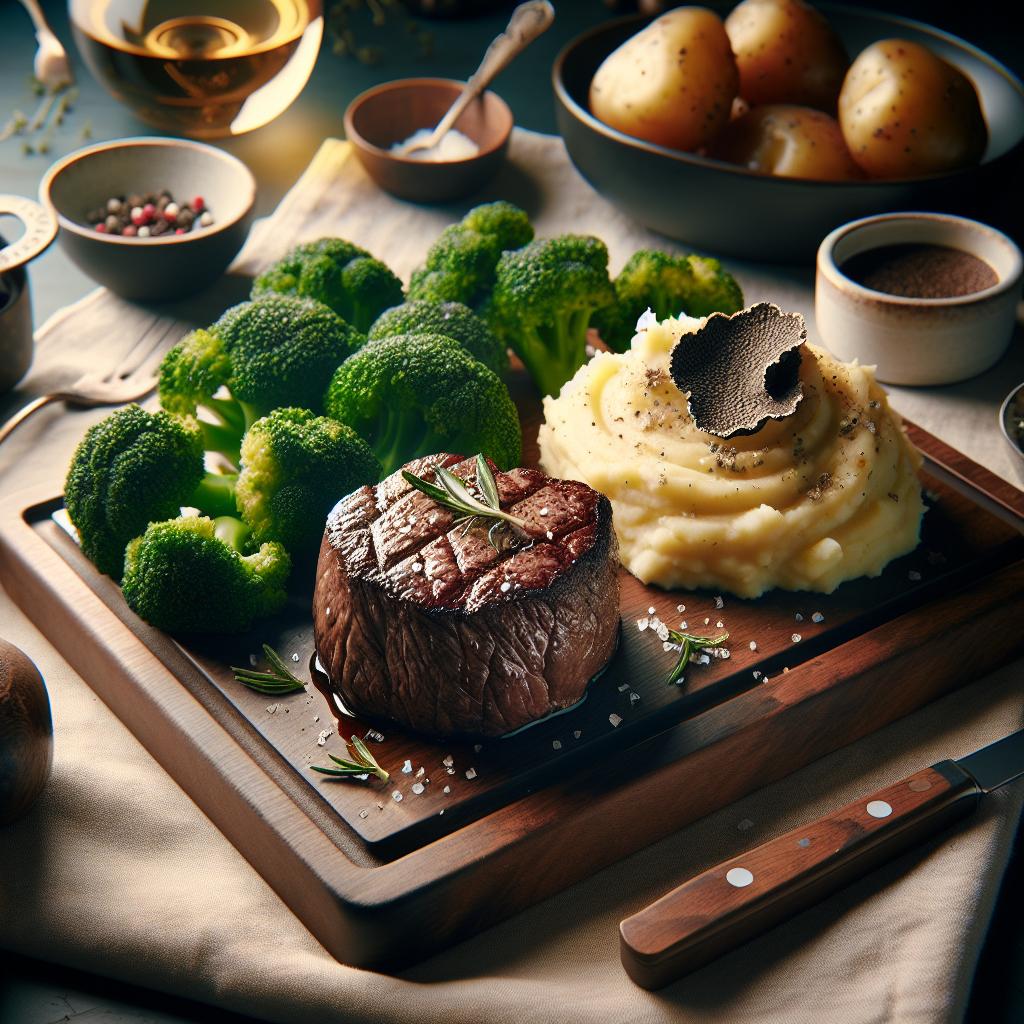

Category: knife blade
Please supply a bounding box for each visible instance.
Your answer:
[619,727,1024,990]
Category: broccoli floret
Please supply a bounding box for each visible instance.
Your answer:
[462,200,534,252]
[324,333,521,477]
[407,202,534,309]
[64,405,205,578]
[158,329,250,465]
[122,515,290,634]
[367,300,508,376]
[212,295,364,416]
[684,255,744,318]
[252,238,404,332]
[490,235,615,397]
[235,408,381,554]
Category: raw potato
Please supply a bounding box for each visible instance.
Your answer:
[589,7,738,152]
[839,39,987,179]
[712,104,863,180]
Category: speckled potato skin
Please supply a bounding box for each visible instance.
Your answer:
[589,7,738,152]
[712,104,863,180]
[726,0,849,111]
[839,39,987,179]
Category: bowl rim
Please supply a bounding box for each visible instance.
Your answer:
[816,211,1024,307]
[552,3,1024,189]
[38,136,256,248]
[343,77,513,166]
[998,382,1024,463]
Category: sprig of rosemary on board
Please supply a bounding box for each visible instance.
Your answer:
[311,735,389,783]
[231,644,306,695]
[402,454,528,551]
[665,630,730,686]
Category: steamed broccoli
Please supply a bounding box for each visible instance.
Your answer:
[122,515,290,634]
[490,235,615,397]
[407,201,534,309]
[212,295,365,416]
[158,328,249,465]
[64,405,205,578]
[595,251,745,351]
[324,333,521,477]
[252,238,404,332]
[235,408,381,554]
[367,300,508,376]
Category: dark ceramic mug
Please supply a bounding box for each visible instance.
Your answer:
[0,195,58,394]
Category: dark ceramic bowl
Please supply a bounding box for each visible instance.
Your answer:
[344,78,513,203]
[40,138,255,302]
[554,5,1024,262]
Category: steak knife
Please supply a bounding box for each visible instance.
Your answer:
[619,728,1024,990]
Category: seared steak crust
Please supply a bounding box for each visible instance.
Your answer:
[313,454,620,739]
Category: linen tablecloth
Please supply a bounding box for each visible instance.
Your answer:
[1,132,1022,1024]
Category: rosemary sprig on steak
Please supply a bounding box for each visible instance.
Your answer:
[403,454,529,551]
[310,735,389,783]
[665,630,730,686]
[231,643,306,695]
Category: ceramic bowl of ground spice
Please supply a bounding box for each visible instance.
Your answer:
[815,212,1022,385]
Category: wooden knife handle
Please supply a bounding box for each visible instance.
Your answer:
[619,762,981,990]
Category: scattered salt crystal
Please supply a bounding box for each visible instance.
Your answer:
[715,620,724,629]
[749,641,758,651]
[609,713,623,728]
[249,653,258,667]
[412,562,423,573]
[442,754,454,767]
[812,612,825,624]
[377,802,385,810]
[618,682,630,692]
[714,596,724,610]
[443,785,451,794]
[439,809,445,816]
[316,728,332,746]
[663,641,677,652]
[637,617,649,632]
[402,759,413,774]
[415,766,425,778]
[446,767,455,775]
[410,515,417,524]
[359,809,368,819]
[679,620,688,630]
[629,691,641,705]
[266,704,278,714]
[500,581,511,593]
[365,729,385,742]
[676,604,686,613]
[540,507,549,516]
[656,623,670,642]
[291,652,300,662]
[795,612,804,622]
[753,670,762,679]
[325,607,331,617]
[412,782,425,795]
[313,715,320,723]
[546,531,553,540]
[392,790,403,803]
[696,654,710,665]
[573,730,582,739]
[704,617,710,625]
[648,606,656,615]
[908,570,922,581]
[791,633,802,643]
[465,767,477,780]
[710,648,730,660]
[552,740,562,750]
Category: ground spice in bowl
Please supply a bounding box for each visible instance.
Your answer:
[840,243,998,298]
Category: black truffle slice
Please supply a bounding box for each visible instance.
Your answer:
[669,303,807,438]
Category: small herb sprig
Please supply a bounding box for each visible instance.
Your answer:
[231,643,306,695]
[311,735,389,783]
[665,630,729,686]
[403,454,529,551]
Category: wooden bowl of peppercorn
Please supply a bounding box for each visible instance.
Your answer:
[40,138,256,303]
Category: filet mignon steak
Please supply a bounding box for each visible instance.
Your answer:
[312,454,620,739]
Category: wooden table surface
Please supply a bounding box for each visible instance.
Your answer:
[0,1,1021,1021]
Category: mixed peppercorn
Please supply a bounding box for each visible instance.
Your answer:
[86,191,213,238]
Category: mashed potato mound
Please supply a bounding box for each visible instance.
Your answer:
[538,314,924,598]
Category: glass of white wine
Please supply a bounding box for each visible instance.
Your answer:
[69,0,323,138]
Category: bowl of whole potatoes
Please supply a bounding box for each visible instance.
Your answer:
[553,0,1024,261]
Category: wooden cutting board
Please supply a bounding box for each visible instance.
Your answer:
[1,372,1022,969]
